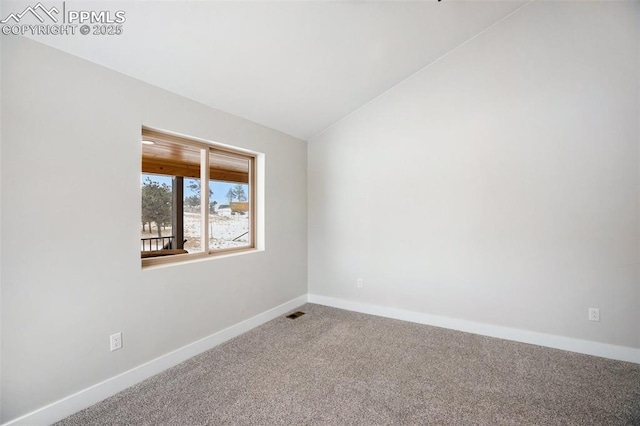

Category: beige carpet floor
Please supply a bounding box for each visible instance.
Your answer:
[57,303,640,425]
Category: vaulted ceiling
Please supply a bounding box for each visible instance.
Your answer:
[14,1,527,140]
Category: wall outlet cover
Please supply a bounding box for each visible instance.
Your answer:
[110,332,123,351]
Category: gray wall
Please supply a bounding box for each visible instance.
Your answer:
[309,2,640,349]
[0,2,3,417]
[1,36,307,421]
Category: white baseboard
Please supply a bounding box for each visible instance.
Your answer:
[307,294,640,365]
[6,293,638,425]
[3,295,308,426]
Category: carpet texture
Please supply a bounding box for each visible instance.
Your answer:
[57,304,640,425]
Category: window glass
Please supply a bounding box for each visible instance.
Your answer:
[141,173,174,251]
[141,137,202,257]
[183,177,203,253]
[141,129,256,265]
[209,151,251,250]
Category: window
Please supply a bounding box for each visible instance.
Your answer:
[141,128,256,266]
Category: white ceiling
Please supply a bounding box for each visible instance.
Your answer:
[12,1,526,140]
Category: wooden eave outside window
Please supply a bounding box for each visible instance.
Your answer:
[142,129,250,183]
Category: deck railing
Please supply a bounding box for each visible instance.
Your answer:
[141,236,174,251]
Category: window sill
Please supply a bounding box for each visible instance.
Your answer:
[141,247,264,270]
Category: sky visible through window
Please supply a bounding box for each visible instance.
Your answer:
[140,174,247,206]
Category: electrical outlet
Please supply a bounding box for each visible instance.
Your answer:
[356,278,363,288]
[588,308,600,322]
[110,332,122,351]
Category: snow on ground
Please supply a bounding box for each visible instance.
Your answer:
[141,213,250,252]
[184,212,250,251]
